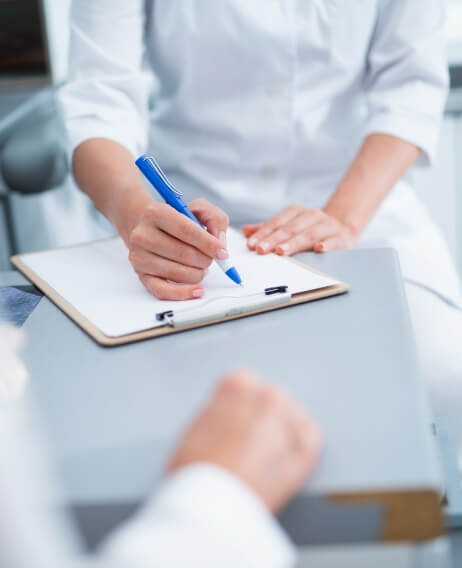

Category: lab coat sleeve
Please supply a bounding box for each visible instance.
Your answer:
[0,403,295,568]
[100,464,296,568]
[57,0,152,160]
[363,0,449,166]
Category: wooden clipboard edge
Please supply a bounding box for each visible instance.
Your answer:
[11,249,348,347]
[11,253,115,345]
[327,487,445,541]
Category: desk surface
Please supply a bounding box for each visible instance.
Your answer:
[3,249,443,546]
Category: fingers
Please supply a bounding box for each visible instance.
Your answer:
[314,236,346,253]
[189,198,229,245]
[242,223,263,238]
[255,214,322,255]
[244,206,357,257]
[256,384,322,510]
[247,206,304,250]
[130,228,212,270]
[131,251,207,284]
[139,273,204,300]
[249,208,323,254]
[255,228,293,254]
[148,202,228,260]
[275,221,336,256]
[128,200,232,300]
[313,242,326,253]
[212,369,263,418]
[259,384,321,459]
[286,399,323,476]
[215,369,261,396]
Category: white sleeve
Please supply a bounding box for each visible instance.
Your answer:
[1,403,295,568]
[101,464,296,568]
[57,0,153,159]
[363,0,448,166]
[0,330,294,568]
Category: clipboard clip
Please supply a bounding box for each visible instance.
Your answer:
[265,286,288,295]
[156,310,174,324]
[155,286,291,328]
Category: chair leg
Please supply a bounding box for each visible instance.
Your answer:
[0,193,17,258]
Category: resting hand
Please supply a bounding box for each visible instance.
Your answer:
[128,198,229,300]
[167,370,322,513]
[242,205,357,255]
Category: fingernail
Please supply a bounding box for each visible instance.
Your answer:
[248,237,257,247]
[317,242,325,253]
[258,241,269,253]
[277,243,290,255]
[216,248,229,260]
[219,231,227,246]
[192,288,204,298]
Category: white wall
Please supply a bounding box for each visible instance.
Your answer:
[410,117,462,277]
[43,0,71,83]
[454,117,462,277]
[447,0,462,65]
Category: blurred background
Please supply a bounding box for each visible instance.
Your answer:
[1,0,462,273]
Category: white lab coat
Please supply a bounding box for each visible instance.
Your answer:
[59,0,462,305]
[0,325,295,568]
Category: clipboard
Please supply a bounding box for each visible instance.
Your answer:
[11,235,348,347]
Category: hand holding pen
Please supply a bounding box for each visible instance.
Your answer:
[136,156,242,285]
[126,156,242,301]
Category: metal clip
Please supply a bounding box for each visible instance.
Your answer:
[146,157,183,196]
[156,310,175,325]
[264,286,289,296]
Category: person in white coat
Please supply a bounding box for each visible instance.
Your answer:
[0,324,321,568]
[58,1,462,457]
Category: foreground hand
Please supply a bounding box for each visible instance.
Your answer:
[167,370,322,513]
[128,198,229,300]
[242,205,357,255]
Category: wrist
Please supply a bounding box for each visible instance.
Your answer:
[115,187,154,244]
[323,202,361,241]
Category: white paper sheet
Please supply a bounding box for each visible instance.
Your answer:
[20,230,339,337]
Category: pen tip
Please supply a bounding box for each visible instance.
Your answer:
[225,267,243,286]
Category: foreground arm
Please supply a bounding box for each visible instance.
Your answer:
[102,371,321,568]
[0,331,321,568]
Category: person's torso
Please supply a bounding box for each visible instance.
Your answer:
[146,0,377,222]
[142,0,461,302]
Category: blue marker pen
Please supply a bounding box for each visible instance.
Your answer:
[135,155,243,286]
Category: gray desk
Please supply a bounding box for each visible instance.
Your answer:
[5,248,447,551]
